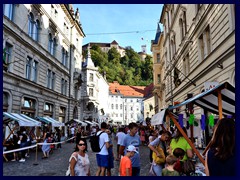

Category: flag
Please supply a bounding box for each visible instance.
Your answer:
[208,115,214,127]
[200,115,206,130]
[178,114,183,128]
[189,114,195,125]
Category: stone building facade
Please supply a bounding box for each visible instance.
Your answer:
[3,4,85,136]
[153,4,235,141]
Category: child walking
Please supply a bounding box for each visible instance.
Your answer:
[119,145,138,176]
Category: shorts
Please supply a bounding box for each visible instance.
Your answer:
[96,154,109,167]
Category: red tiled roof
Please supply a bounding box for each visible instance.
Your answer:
[109,81,153,98]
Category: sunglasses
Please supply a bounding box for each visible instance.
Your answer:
[78,143,86,146]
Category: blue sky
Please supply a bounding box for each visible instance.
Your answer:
[74,4,163,54]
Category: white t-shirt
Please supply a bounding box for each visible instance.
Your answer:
[116,132,126,145]
[97,131,109,155]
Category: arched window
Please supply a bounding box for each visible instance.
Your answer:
[73,107,78,119]
[28,13,34,37]
[48,33,56,56]
[28,13,40,41]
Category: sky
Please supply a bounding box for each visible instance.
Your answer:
[74,4,163,54]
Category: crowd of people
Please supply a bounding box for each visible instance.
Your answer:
[67,117,235,176]
[3,126,63,162]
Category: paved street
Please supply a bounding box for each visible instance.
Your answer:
[3,136,152,176]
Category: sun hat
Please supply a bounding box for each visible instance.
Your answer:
[126,145,138,153]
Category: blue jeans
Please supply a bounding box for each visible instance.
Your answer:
[152,164,163,176]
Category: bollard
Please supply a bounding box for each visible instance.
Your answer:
[33,143,38,165]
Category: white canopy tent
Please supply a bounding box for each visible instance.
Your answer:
[3,112,41,127]
[73,119,87,126]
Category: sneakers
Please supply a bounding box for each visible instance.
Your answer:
[19,158,25,162]
[11,159,16,162]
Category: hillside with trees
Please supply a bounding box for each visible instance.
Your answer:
[83,45,153,86]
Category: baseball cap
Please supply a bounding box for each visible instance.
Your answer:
[126,145,138,153]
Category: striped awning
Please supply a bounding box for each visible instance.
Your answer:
[37,116,64,127]
[3,112,41,127]
[168,82,235,116]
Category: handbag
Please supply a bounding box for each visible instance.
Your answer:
[152,145,165,164]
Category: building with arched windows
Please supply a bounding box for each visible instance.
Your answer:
[3,4,85,137]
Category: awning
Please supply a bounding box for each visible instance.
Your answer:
[3,112,41,127]
[84,120,99,126]
[37,116,64,127]
[73,119,87,126]
[168,82,235,116]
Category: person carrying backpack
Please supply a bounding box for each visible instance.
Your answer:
[95,122,110,176]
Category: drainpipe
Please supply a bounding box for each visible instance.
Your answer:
[68,25,74,124]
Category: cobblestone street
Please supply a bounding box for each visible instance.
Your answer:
[3,136,152,176]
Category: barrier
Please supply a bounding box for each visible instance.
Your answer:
[3,136,76,165]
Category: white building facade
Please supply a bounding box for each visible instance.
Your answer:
[80,46,109,125]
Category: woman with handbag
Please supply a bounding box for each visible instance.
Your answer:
[67,138,90,176]
[148,131,171,176]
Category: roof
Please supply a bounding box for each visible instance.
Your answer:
[168,82,235,116]
[109,81,146,97]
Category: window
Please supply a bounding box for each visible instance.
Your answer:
[21,97,36,117]
[3,92,9,112]
[44,102,54,117]
[76,38,79,49]
[120,114,122,117]
[26,57,32,80]
[116,104,118,109]
[130,107,133,111]
[47,69,55,90]
[199,25,211,61]
[4,42,13,65]
[111,104,114,109]
[89,88,93,97]
[26,57,38,82]
[32,60,38,82]
[61,78,67,95]
[62,48,68,67]
[51,5,58,20]
[157,74,161,84]
[120,104,123,109]
[3,4,14,20]
[48,33,57,56]
[89,73,93,82]
[28,13,40,41]
[74,86,78,99]
[157,53,160,63]
[183,54,190,76]
[131,114,133,118]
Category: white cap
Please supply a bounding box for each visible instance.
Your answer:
[126,145,138,153]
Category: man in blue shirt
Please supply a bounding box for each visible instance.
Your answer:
[119,122,140,176]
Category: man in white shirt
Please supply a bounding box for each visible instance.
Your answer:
[96,122,110,176]
[115,127,126,161]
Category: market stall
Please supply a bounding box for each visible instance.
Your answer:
[151,82,235,165]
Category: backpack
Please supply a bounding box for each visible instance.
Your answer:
[89,131,104,152]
